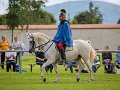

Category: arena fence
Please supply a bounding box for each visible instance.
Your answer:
[0,50,28,73]
[0,50,120,73]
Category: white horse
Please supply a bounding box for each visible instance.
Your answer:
[28,32,96,82]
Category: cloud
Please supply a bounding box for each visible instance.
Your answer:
[0,0,8,15]
[0,0,120,15]
[46,0,120,6]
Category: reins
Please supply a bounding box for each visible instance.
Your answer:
[44,42,54,54]
[33,40,52,50]
[31,39,54,55]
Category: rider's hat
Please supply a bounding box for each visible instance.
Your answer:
[59,9,66,17]
[60,9,66,14]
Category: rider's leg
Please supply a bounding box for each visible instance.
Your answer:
[57,42,66,63]
[60,48,66,63]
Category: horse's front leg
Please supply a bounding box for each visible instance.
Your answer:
[39,65,46,82]
[41,59,54,82]
[53,63,60,82]
[41,63,46,82]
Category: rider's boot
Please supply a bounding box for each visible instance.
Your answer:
[60,49,67,64]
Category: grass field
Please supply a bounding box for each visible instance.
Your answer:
[0,55,120,90]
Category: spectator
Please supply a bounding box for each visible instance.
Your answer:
[65,61,88,73]
[114,45,120,69]
[12,35,26,64]
[65,61,76,73]
[35,46,53,73]
[5,45,17,72]
[102,46,112,61]
[102,46,113,73]
[92,52,101,73]
[0,35,9,69]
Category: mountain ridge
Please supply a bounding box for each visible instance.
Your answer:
[44,1,120,24]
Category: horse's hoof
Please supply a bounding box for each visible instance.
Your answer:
[54,78,60,82]
[54,80,58,82]
[90,78,94,81]
[88,79,94,82]
[43,78,46,82]
[76,78,80,82]
[88,80,91,82]
[65,68,67,71]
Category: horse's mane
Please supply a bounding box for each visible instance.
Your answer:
[39,32,52,40]
[32,32,52,42]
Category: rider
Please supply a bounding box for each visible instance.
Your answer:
[53,9,73,64]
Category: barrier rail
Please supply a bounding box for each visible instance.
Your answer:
[95,50,120,53]
[0,50,29,73]
[0,50,120,73]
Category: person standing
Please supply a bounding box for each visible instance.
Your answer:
[12,35,26,63]
[53,9,73,64]
[0,35,9,69]
[114,45,120,69]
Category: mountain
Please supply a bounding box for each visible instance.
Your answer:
[43,1,120,24]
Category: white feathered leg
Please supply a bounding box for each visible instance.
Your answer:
[53,63,60,82]
[41,59,54,82]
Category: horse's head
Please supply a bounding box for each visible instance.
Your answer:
[27,32,52,53]
[27,33,36,53]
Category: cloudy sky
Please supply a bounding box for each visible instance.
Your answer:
[46,0,120,6]
[0,0,120,14]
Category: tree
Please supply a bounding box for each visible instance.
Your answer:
[18,0,55,28]
[72,2,103,24]
[5,0,55,42]
[28,0,56,25]
[18,0,32,30]
[6,0,20,42]
[0,15,6,25]
[117,18,120,24]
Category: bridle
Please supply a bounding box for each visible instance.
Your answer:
[29,36,53,54]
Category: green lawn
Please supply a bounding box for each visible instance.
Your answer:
[0,55,120,90]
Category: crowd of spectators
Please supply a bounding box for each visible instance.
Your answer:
[0,35,26,72]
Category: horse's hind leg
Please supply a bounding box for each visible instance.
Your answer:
[75,60,82,82]
[85,60,93,81]
[53,63,60,82]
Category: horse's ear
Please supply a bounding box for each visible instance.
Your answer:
[26,33,32,38]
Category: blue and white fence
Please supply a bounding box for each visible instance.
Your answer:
[0,50,120,73]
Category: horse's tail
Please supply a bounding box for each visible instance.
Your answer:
[86,40,96,63]
[90,47,97,63]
